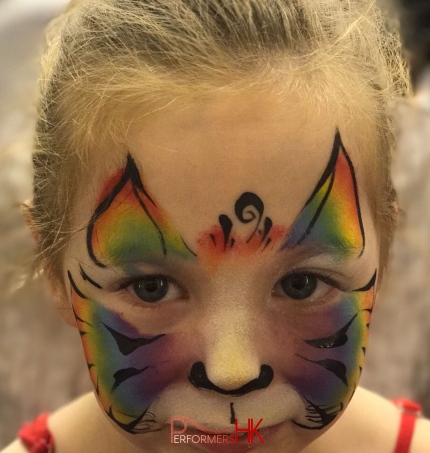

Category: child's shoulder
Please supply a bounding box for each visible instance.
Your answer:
[411,416,430,452]
[0,393,100,453]
[329,386,430,453]
[0,393,138,453]
[0,440,27,453]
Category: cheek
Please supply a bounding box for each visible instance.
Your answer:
[267,292,371,428]
[75,298,197,433]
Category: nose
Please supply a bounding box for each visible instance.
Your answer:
[195,295,271,393]
[189,361,273,396]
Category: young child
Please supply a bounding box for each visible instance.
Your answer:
[3,0,430,452]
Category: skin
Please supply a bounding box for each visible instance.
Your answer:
[68,133,375,440]
[4,93,430,453]
[55,91,382,453]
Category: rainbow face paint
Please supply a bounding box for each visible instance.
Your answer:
[274,131,374,429]
[282,131,365,259]
[196,192,286,269]
[68,271,187,434]
[69,131,377,438]
[87,154,195,269]
[283,273,376,429]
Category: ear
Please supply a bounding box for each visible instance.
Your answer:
[21,199,77,328]
[391,200,400,220]
[21,199,41,244]
[49,278,78,328]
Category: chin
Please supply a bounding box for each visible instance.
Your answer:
[101,382,326,453]
[113,419,321,453]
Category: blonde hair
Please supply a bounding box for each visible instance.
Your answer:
[31,0,409,280]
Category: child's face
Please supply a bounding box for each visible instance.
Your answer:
[63,92,379,452]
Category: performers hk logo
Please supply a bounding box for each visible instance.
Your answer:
[168,416,264,445]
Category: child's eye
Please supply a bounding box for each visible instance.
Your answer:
[273,273,333,301]
[127,275,184,303]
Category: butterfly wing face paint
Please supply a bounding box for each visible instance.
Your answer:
[282,131,365,258]
[87,154,195,269]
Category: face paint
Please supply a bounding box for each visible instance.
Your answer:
[197,192,286,269]
[282,131,365,259]
[68,271,187,434]
[87,154,195,269]
[283,273,376,429]
[274,131,374,429]
[70,132,376,440]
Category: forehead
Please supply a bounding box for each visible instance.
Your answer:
[76,91,373,250]
[126,93,366,227]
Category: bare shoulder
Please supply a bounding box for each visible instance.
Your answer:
[338,387,430,453]
[0,439,28,453]
[0,393,97,453]
[411,417,430,452]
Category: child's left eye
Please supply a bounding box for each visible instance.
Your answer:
[127,275,184,303]
[273,273,333,301]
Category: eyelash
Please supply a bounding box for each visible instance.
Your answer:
[113,268,348,308]
[117,274,187,305]
[302,271,347,292]
[274,270,343,299]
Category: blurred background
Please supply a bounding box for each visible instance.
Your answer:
[1,0,430,448]
[0,0,92,447]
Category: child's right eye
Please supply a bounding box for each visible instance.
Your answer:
[126,275,185,303]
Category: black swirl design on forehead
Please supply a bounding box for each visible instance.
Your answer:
[208,192,278,252]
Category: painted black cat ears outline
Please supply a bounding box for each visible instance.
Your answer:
[86,129,365,269]
[281,130,365,256]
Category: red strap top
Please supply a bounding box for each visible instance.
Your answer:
[392,399,422,453]
[17,400,422,453]
[18,413,54,453]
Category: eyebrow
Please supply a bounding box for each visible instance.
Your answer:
[99,251,192,275]
[287,240,364,262]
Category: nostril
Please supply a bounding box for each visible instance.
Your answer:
[189,361,206,383]
[189,361,274,396]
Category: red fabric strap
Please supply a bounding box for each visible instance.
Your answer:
[392,399,421,453]
[18,413,54,453]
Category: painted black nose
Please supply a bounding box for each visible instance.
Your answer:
[189,361,274,396]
